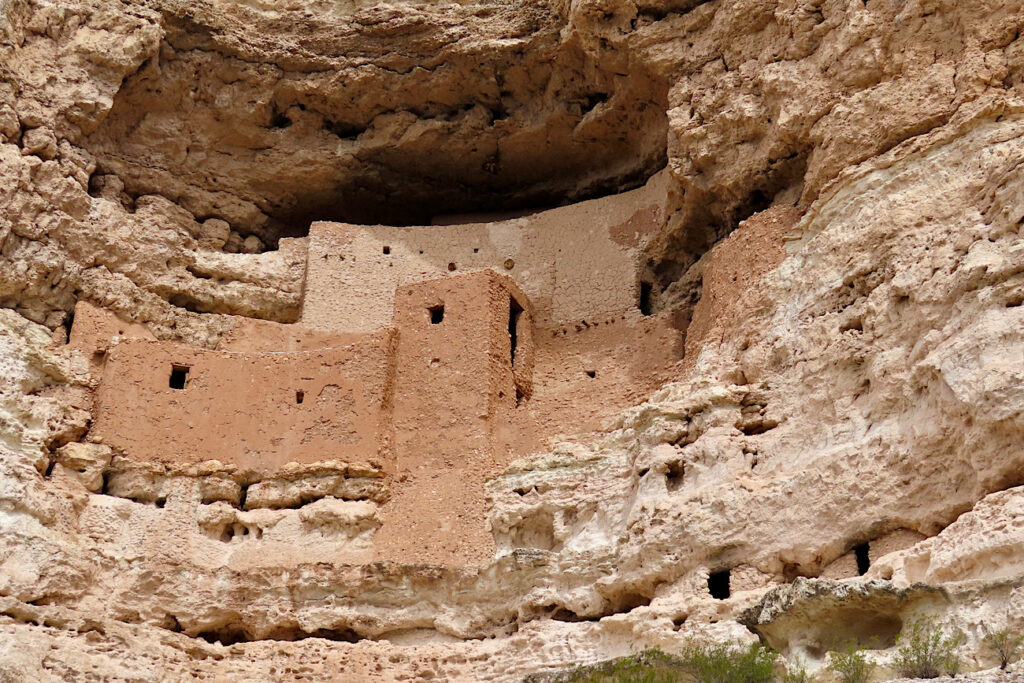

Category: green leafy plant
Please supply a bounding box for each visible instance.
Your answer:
[982,624,1024,670]
[678,642,777,683]
[891,617,963,679]
[828,644,873,683]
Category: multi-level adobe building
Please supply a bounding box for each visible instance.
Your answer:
[72,172,685,563]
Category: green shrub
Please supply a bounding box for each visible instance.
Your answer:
[679,642,777,683]
[550,643,777,683]
[828,644,873,683]
[892,617,963,679]
[982,625,1024,670]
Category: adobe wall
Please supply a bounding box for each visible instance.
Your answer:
[376,271,536,562]
[300,170,669,333]
[521,311,682,448]
[390,270,534,463]
[67,301,158,374]
[75,180,683,565]
[90,333,396,471]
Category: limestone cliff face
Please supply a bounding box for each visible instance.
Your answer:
[1,0,1024,680]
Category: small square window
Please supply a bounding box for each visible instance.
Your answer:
[382,245,391,254]
[429,305,445,324]
[169,365,190,390]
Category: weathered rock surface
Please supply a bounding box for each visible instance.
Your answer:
[2,0,1024,680]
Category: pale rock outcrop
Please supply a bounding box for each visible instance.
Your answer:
[1,0,1024,680]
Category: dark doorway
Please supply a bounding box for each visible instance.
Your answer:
[639,281,654,316]
[855,542,870,575]
[509,298,524,365]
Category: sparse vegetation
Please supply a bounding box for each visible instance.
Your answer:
[679,642,777,683]
[982,624,1023,670]
[891,617,963,679]
[539,643,778,683]
[780,658,808,683]
[828,644,873,683]
[539,647,688,683]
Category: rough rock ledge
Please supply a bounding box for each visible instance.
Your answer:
[1,0,1024,680]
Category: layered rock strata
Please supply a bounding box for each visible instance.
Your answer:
[1,0,1024,680]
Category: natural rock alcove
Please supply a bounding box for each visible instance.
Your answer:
[80,4,669,246]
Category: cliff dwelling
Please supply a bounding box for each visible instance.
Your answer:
[72,173,685,564]
[4,0,1024,679]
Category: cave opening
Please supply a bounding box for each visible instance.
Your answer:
[197,628,248,646]
[61,309,75,345]
[708,569,730,600]
[666,461,684,491]
[855,542,870,575]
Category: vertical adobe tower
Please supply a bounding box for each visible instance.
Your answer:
[383,271,534,561]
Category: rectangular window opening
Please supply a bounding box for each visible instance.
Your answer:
[509,297,523,365]
[296,390,305,405]
[382,245,391,254]
[169,364,190,390]
[429,305,445,324]
[639,281,654,316]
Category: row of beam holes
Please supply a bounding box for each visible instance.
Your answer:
[397,245,519,272]
[551,315,628,338]
[705,542,872,602]
[387,244,478,273]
